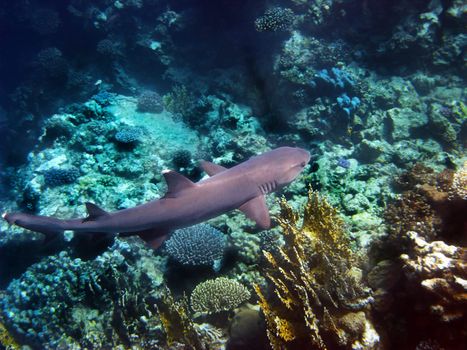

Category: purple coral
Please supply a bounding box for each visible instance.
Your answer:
[337,158,351,169]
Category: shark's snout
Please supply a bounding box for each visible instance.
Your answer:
[301,149,311,166]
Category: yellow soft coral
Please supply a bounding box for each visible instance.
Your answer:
[156,287,204,349]
[0,320,20,350]
[255,189,377,350]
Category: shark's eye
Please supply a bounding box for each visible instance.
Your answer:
[300,161,306,167]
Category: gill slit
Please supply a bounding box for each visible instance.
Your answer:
[259,181,276,194]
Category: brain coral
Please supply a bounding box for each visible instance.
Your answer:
[165,224,226,271]
[190,277,250,314]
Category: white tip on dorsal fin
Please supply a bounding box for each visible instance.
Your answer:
[84,202,109,222]
[200,160,227,176]
[163,170,196,197]
[238,196,271,229]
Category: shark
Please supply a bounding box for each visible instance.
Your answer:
[2,147,311,248]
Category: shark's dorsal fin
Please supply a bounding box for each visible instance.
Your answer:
[238,196,271,229]
[84,202,109,222]
[200,160,227,176]
[163,170,196,197]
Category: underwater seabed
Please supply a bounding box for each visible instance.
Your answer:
[0,89,465,349]
[0,0,466,349]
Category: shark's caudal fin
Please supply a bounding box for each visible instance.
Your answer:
[200,160,227,176]
[162,170,196,198]
[239,196,271,229]
[2,212,64,244]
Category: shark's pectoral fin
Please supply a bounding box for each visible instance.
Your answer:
[83,202,109,222]
[239,196,271,229]
[162,170,196,198]
[200,160,227,176]
[136,228,169,249]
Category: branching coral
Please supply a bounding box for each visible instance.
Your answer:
[156,287,204,350]
[190,277,251,315]
[255,189,377,350]
[165,224,226,271]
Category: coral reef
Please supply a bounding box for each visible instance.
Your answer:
[190,277,251,315]
[157,287,229,349]
[401,231,466,324]
[255,7,295,32]
[43,167,80,187]
[96,38,124,58]
[165,224,227,271]
[0,316,20,350]
[171,149,192,169]
[156,288,205,349]
[383,162,466,250]
[369,162,466,349]
[163,85,197,117]
[0,0,466,348]
[255,189,377,349]
[0,238,166,348]
[136,90,164,113]
[312,67,356,92]
[274,32,348,85]
[114,125,145,144]
[35,47,68,79]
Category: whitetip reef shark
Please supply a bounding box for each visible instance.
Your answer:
[3,147,310,248]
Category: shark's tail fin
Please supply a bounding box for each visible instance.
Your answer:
[2,212,64,243]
